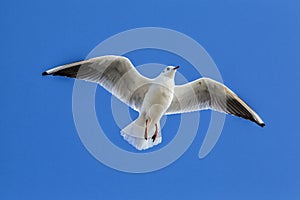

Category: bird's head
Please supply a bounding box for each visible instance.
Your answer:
[161,66,179,78]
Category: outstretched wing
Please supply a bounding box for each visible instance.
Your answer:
[42,55,151,111]
[166,78,265,127]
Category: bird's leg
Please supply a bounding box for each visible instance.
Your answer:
[144,119,148,140]
[152,124,158,142]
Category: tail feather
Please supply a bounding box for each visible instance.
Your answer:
[121,118,161,150]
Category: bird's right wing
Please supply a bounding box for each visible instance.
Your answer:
[42,55,152,111]
[166,78,265,127]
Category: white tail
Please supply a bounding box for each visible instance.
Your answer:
[120,116,161,150]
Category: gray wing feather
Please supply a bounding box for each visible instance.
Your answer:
[166,78,265,127]
[43,55,151,111]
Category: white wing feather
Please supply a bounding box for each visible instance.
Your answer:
[43,55,151,111]
[166,78,265,127]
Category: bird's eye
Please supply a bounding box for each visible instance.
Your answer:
[167,67,170,71]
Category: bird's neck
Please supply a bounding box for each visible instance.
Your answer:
[155,74,175,87]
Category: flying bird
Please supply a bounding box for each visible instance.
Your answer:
[42,55,265,150]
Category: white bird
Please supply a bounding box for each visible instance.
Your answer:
[42,55,265,150]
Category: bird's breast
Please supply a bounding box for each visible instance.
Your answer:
[141,84,174,111]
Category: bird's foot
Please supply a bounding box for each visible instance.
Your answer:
[152,124,158,142]
[151,134,156,142]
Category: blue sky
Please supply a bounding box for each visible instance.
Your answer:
[1,0,300,199]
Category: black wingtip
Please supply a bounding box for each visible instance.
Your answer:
[259,123,265,128]
[42,71,49,76]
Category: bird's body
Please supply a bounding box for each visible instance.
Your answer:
[121,68,177,149]
[141,73,175,125]
[43,55,265,150]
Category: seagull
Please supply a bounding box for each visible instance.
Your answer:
[42,55,265,150]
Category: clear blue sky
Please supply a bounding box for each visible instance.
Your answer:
[1,0,300,199]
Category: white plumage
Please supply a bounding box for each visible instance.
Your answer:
[43,55,265,150]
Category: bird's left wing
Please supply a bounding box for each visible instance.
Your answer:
[165,78,265,127]
[42,55,151,111]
